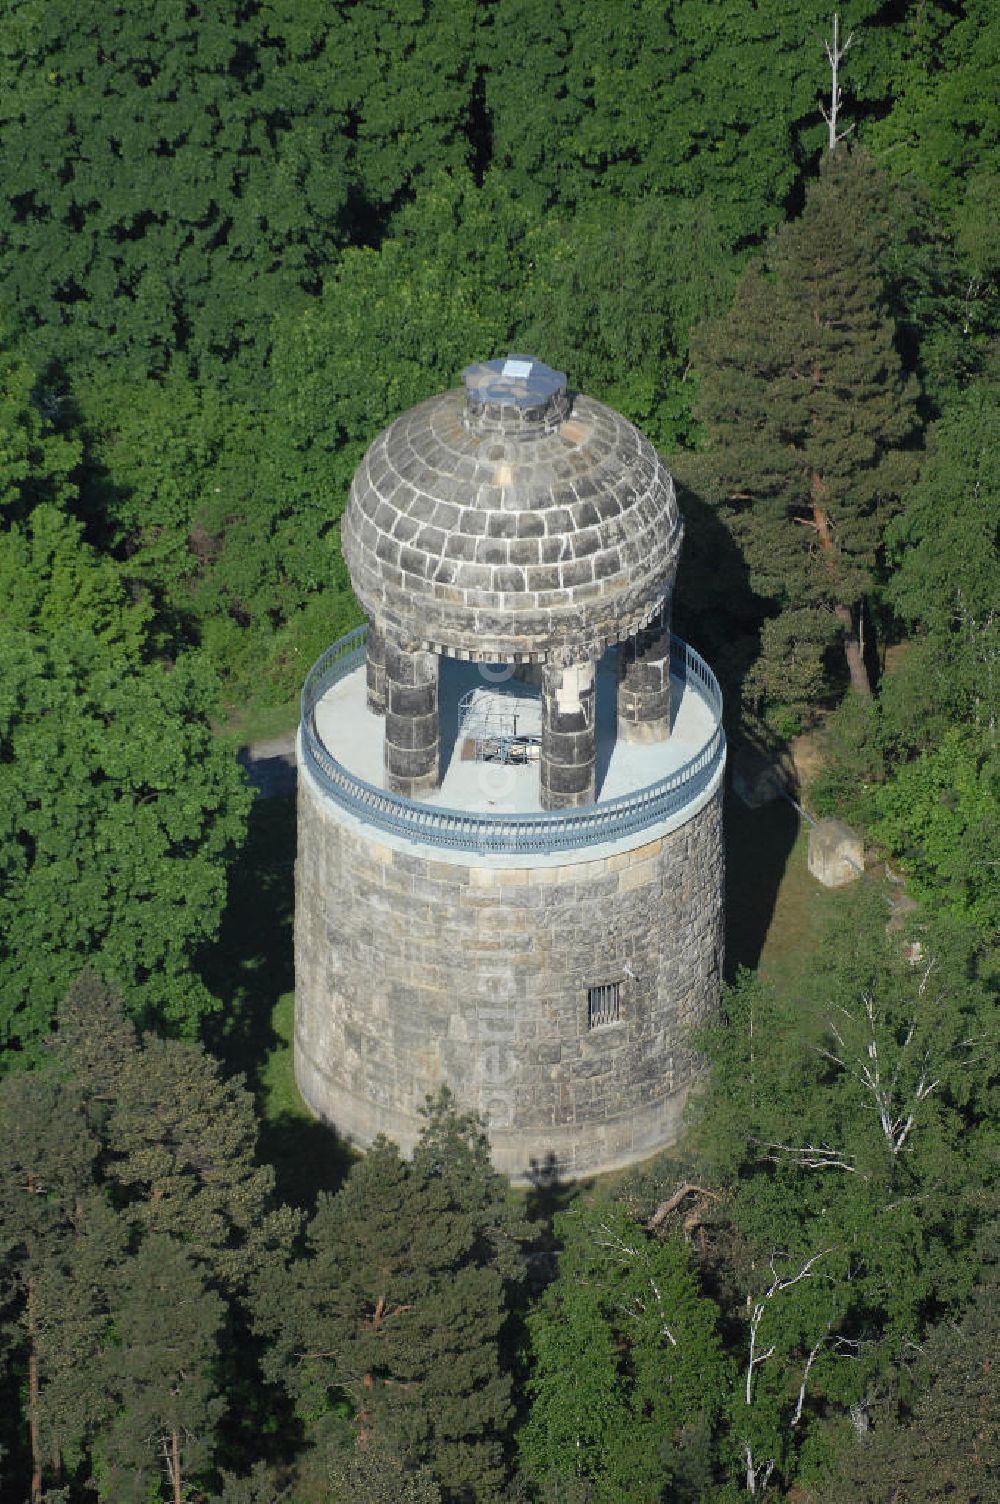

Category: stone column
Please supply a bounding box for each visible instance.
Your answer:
[617,610,672,742]
[365,618,386,715]
[540,660,596,809]
[384,637,439,797]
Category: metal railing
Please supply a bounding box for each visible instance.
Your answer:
[300,626,725,854]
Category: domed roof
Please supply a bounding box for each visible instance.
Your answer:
[341,357,683,664]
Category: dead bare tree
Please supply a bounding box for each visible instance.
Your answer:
[750,1138,861,1175]
[757,958,983,1175]
[744,1443,775,1499]
[745,1248,832,1405]
[740,1248,834,1497]
[821,14,855,151]
[815,961,948,1157]
[791,1327,832,1427]
[594,1219,681,1346]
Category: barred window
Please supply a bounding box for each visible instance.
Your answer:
[587,981,621,1029]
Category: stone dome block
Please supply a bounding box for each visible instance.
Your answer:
[341,358,683,664]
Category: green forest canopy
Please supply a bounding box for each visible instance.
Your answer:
[0,1,997,1500]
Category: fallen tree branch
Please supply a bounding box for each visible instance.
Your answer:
[647,1182,721,1232]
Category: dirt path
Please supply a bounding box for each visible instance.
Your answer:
[239,732,296,798]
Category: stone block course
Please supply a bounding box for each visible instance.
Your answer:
[295,766,724,1181]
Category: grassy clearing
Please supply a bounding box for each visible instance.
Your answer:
[726,789,814,982]
[215,698,300,751]
[258,990,300,1121]
[726,790,865,991]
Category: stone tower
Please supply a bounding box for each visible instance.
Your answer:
[294,357,725,1180]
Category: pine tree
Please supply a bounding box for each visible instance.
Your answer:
[42,978,297,1495]
[0,1068,113,1501]
[688,148,920,715]
[48,969,140,1136]
[33,1194,124,1494]
[101,1030,298,1295]
[96,1234,225,1504]
[263,1093,525,1503]
[820,1285,1000,1504]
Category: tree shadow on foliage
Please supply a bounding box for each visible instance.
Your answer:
[519,1154,587,1303]
[201,792,296,1084]
[256,1109,356,1213]
[505,1155,588,1447]
[200,789,356,1207]
[523,1154,582,1246]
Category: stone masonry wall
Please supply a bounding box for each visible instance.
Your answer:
[294,768,724,1181]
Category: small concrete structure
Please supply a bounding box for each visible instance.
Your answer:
[808,818,864,887]
[295,357,726,1180]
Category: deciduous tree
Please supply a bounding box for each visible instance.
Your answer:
[882,380,1000,744]
[689,887,998,1490]
[0,625,250,1056]
[519,1200,728,1503]
[481,0,911,244]
[0,0,351,386]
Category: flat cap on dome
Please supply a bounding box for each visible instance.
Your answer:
[461,355,569,433]
[341,356,683,664]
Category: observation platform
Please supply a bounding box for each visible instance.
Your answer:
[299,626,725,860]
